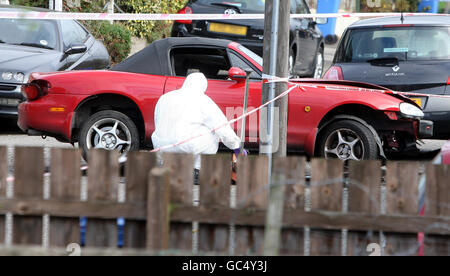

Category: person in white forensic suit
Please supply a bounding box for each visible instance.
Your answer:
[151,72,247,179]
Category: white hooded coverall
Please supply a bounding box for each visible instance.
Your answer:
[151,73,241,169]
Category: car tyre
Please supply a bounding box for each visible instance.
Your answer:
[316,120,378,161]
[79,110,140,161]
[313,48,324,79]
[289,48,299,78]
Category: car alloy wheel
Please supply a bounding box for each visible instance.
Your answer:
[317,120,378,161]
[87,118,132,153]
[324,129,364,161]
[80,110,140,160]
[313,51,324,79]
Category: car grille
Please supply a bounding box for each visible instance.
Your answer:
[0,84,17,91]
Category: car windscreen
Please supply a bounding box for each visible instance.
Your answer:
[238,45,263,67]
[194,0,266,13]
[338,26,450,63]
[0,19,58,50]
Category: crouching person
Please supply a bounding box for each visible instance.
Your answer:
[151,72,247,184]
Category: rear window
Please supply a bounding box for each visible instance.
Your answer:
[338,26,450,62]
[194,0,266,13]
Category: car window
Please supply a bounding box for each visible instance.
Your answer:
[0,19,58,50]
[60,20,88,49]
[195,0,265,13]
[228,52,260,79]
[170,47,232,79]
[237,45,263,67]
[339,26,450,62]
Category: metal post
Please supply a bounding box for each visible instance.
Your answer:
[262,0,290,256]
[49,0,63,11]
[239,69,253,152]
[108,0,115,24]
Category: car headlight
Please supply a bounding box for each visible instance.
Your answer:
[14,72,25,83]
[399,102,424,118]
[2,72,13,81]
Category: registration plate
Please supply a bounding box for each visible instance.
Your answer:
[0,98,20,106]
[209,23,247,36]
[410,97,424,108]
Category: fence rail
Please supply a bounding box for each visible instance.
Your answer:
[0,146,448,255]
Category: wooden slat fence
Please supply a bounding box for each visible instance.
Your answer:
[0,146,448,256]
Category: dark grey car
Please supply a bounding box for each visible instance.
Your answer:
[0,5,110,118]
[324,16,450,139]
[172,0,326,78]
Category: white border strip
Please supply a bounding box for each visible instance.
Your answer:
[0,11,448,21]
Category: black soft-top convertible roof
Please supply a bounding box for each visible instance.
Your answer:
[112,37,233,76]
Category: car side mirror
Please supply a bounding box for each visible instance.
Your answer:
[228,67,247,82]
[64,44,87,55]
[315,17,328,25]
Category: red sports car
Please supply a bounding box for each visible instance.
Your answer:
[18,37,433,160]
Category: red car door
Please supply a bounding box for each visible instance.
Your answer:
[164,77,261,144]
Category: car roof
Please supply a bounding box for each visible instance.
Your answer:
[159,37,233,49]
[0,4,51,12]
[112,37,233,76]
[349,15,450,28]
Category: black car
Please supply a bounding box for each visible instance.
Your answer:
[0,5,110,118]
[324,15,450,139]
[172,0,326,78]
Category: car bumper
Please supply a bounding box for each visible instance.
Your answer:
[442,141,450,165]
[418,120,433,138]
[18,97,75,142]
[0,84,23,117]
[423,111,450,139]
[0,105,19,118]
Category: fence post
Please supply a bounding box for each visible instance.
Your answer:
[146,167,171,251]
[264,158,288,256]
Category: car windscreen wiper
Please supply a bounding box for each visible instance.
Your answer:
[366,57,404,66]
[14,42,54,50]
[210,2,242,13]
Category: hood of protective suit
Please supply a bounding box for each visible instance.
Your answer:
[180,72,208,95]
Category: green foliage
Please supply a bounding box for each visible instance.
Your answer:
[66,1,131,64]
[361,0,420,12]
[9,0,47,8]
[438,2,448,14]
[116,0,188,42]
[90,21,131,64]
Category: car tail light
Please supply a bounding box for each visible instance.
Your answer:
[447,76,450,85]
[21,80,50,101]
[176,7,193,24]
[323,66,343,80]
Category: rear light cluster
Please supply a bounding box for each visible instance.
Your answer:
[447,76,450,85]
[323,66,343,80]
[176,7,193,25]
[21,80,50,101]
